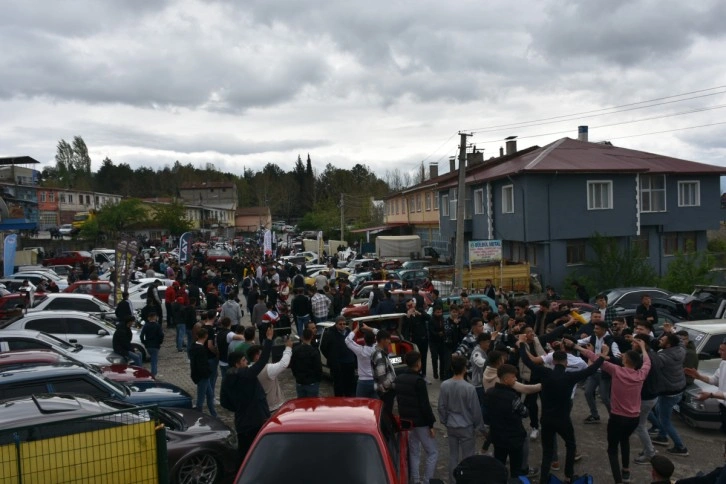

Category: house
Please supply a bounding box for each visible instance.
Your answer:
[235,206,271,233]
[178,182,237,232]
[436,134,726,290]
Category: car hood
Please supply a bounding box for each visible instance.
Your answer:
[127,381,193,408]
[72,345,125,365]
[101,364,155,382]
[161,407,233,433]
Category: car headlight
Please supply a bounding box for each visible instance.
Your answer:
[107,355,126,365]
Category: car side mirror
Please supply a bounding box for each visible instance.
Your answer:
[98,329,109,336]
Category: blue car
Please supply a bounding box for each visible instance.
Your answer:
[0,363,192,408]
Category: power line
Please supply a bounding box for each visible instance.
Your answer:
[598,120,726,141]
[466,85,726,133]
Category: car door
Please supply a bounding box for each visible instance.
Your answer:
[24,318,68,341]
[65,317,109,347]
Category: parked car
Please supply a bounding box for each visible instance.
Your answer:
[236,397,410,484]
[435,293,498,319]
[45,265,74,277]
[26,293,118,322]
[0,293,37,320]
[0,349,154,384]
[41,250,93,267]
[673,321,726,359]
[676,357,723,430]
[64,280,114,303]
[0,310,149,360]
[0,329,127,366]
[597,287,672,308]
[682,285,726,320]
[0,394,238,482]
[205,248,233,268]
[6,272,68,291]
[350,281,397,305]
[396,269,430,289]
[318,313,418,376]
[342,290,432,319]
[0,363,192,408]
[58,224,74,236]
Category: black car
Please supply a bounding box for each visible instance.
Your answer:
[597,287,672,308]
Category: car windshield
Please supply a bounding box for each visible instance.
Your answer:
[238,432,388,484]
[36,332,74,350]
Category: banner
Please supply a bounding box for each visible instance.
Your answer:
[263,230,272,256]
[178,231,192,264]
[124,240,139,296]
[3,234,17,278]
[113,238,129,306]
[468,240,502,263]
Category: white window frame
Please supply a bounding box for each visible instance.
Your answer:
[502,185,514,214]
[441,194,449,217]
[587,180,613,210]
[678,180,700,207]
[433,193,439,210]
[425,193,432,211]
[416,194,422,212]
[450,189,457,220]
[474,188,484,215]
[640,174,666,213]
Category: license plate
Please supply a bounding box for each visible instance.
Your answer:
[389,356,402,365]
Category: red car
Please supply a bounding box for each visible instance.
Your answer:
[0,350,154,383]
[42,251,93,267]
[64,280,114,303]
[0,293,44,320]
[205,248,233,268]
[235,397,410,484]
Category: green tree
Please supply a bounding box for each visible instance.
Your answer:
[96,199,149,238]
[72,136,91,174]
[55,139,74,187]
[153,201,192,236]
[660,243,715,293]
[586,233,657,292]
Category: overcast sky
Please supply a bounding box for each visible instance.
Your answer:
[2,0,726,183]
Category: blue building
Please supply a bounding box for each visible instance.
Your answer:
[437,136,725,291]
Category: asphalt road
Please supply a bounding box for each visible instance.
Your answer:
[154,317,724,483]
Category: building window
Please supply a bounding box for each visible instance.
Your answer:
[678,181,700,207]
[640,174,666,212]
[396,199,399,215]
[408,197,415,213]
[502,185,514,214]
[94,196,99,205]
[632,234,650,258]
[49,192,54,202]
[450,189,457,220]
[587,180,613,210]
[566,240,586,265]
[663,234,678,255]
[86,195,91,205]
[474,189,484,215]
[441,195,449,217]
[40,192,46,202]
[434,193,439,210]
[425,193,432,211]
[416,194,422,212]
[68,195,73,203]
[682,231,697,252]
[60,194,66,203]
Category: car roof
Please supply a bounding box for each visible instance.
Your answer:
[675,321,726,332]
[352,313,406,322]
[0,349,65,366]
[40,293,97,300]
[16,310,106,318]
[0,394,120,428]
[0,363,91,382]
[263,397,382,434]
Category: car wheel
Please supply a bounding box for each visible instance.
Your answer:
[175,453,220,484]
[131,343,149,362]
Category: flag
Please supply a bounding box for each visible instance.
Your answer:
[263,230,272,256]
[179,231,192,264]
[113,238,129,306]
[124,240,139,296]
[3,234,17,278]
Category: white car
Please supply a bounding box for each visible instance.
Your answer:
[59,224,74,236]
[0,311,148,360]
[27,293,116,321]
[0,329,127,366]
[7,272,68,291]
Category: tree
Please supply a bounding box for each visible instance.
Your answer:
[585,233,657,292]
[153,201,192,236]
[660,242,715,293]
[72,136,91,174]
[55,139,74,187]
[96,199,149,238]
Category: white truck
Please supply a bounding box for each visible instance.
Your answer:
[375,235,439,261]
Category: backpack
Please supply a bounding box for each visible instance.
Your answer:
[216,328,231,364]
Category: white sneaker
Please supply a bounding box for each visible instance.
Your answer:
[530,428,539,440]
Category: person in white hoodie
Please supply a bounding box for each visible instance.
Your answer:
[345,323,379,398]
[256,337,293,412]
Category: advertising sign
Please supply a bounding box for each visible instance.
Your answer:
[468,240,502,263]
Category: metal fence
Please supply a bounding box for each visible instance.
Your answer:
[0,405,168,484]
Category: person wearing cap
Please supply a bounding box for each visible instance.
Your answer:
[650,455,675,483]
[140,310,164,377]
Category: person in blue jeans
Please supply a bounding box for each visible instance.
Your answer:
[139,310,164,377]
[650,333,688,456]
[190,327,217,417]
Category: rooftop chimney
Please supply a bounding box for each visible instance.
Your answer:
[499,147,504,157]
[449,156,456,173]
[505,136,518,156]
[420,164,425,181]
[429,162,439,179]
[467,149,484,167]
[578,125,589,142]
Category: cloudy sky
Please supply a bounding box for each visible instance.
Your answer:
[2,0,726,182]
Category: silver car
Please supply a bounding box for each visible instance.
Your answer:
[677,357,724,430]
[0,329,127,366]
[0,311,148,360]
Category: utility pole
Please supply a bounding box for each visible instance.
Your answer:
[340,193,345,242]
[454,131,472,292]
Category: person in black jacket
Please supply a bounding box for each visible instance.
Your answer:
[115,291,133,321]
[519,335,604,483]
[428,306,446,380]
[221,326,274,461]
[290,328,323,397]
[395,351,438,484]
[113,316,141,366]
[320,316,356,396]
[139,311,164,377]
[189,327,216,417]
[403,299,430,378]
[487,364,529,478]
